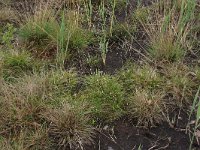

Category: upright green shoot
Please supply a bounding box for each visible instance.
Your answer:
[56,10,71,68]
[110,0,116,35]
[188,85,200,150]
[99,0,108,65]
[84,0,93,28]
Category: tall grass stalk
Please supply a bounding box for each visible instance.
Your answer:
[99,35,108,65]
[99,0,108,65]
[188,85,200,150]
[177,0,196,44]
[84,0,93,28]
[56,10,71,68]
[110,0,116,35]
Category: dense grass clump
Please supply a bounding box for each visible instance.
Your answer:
[117,63,163,94]
[162,63,196,107]
[1,50,39,80]
[0,70,94,149]
[79,73,125,122]
[127,89,164,127]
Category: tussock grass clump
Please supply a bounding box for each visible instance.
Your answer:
[149,32,184,62]
[19,6,94,61]
[0,7,16,23]
[117,63,165,126]
[117,63,163,94]
[138,0,197,62]
[44,104,94,149]
[80,73,124,122]
[0,81,46,138]
[162,63,196,107]
[18,8,59,58]
[0,125,50,150]
[1,50,38,80]
[128,89,164,127]
[0,69,94,149]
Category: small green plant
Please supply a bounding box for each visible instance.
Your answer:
[99,0,108,65]
[1,23,16,49]
[2,50,36,80]
[109,0,116,35]
[188,86,200,150]
[99,35,108,65]
[84,0,93,28]
[56,10,70,68]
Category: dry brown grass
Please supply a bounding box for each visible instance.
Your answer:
[0,8,16,22]
[161,63,196,107]
[137,0,195,62]
[0,70,94,149]
[128,89,164,127]
[44,104,94,149]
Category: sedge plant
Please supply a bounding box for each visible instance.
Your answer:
[188,85,200,150]
[99,0,108,65]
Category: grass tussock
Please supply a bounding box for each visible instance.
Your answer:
[128,89,164,127]
[162,63,196,107]
[138,0,197,62]
[117,63,163,93]
[0,70,94,149]
[79,73,124,122]
[44,104,94,149]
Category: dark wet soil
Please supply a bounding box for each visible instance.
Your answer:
[89,121,189,150]
[86,110,199,150]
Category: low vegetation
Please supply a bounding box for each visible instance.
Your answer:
[0,0,200,149]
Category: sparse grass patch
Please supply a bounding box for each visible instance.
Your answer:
[108,22,136,40]
[139,0,197,62]
[132,6,149,24]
